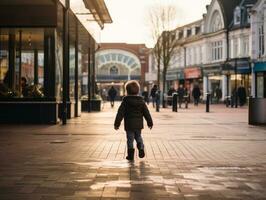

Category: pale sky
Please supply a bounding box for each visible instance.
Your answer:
[100,0,212,48]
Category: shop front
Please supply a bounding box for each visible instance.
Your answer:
[166,68,184,91]
[254,62,266,98]
[202,65,223,102]
[0,1,111,124]
[184,67,202,95]
[249,62,266,125]
[225,58,252,99]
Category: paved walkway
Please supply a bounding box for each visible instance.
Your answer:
[0,103,266,200]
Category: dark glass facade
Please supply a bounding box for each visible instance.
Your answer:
[0,1,96,124]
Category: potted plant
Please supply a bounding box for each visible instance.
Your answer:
[90,94,102,111]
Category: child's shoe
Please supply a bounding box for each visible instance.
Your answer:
[137,144,145,158]
[126,149,135,161]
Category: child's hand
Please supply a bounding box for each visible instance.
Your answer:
[114,126,119,130]
[149,126,153,130]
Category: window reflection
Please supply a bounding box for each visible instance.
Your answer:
[21,51,34,85]
[0,28,45,98]
[69,46,75,98]
[0,34,9,84]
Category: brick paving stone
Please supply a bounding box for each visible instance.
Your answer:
[0,103,266,199]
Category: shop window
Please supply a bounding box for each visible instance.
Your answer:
[69,45,75,98]
[38,52,44,85]
[21,51,34,85]
[0,28,45,98]
[78,51,82,98]
[0,34,9,83]
[256,73,265,98]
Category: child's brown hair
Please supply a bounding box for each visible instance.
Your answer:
[125,80,140,95]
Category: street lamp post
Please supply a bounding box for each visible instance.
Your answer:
[62,0,70,124]
[234,58,238,108]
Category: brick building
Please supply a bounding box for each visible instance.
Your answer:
[96,43,150,98]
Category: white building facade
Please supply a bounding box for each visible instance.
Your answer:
[149,0,260,103]
[251,0,266,98]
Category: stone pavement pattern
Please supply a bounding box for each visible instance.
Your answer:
[0,103,266,200]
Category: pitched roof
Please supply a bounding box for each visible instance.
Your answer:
[242,0,258,5]
[217,0,242,27]
[229,0,258,29]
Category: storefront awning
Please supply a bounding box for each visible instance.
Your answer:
[184,67,202,79]
[203,66,222,76]
[83,0,112,29]
[254,62,266,72]
[223,58,251,74]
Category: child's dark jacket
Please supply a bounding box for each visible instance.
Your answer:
[114,96,153,131]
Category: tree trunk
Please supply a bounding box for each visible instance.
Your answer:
[162,69,167,108]
[157,66,160,88]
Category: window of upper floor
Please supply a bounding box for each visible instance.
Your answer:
[211,11,223,32]
[243,37,249,57]
[211,41,223,61]
[234,6,241,25]
[259,24,265,58]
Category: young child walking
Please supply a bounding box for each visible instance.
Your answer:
[114,81,153,161]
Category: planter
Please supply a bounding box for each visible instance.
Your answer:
[0,98,59,124]
[58,101,75,119]
[81,99,102,112]
[91,99,102,111]
[249,98,266,125]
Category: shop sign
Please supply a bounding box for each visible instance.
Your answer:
[166,69,184,81]
[237,66,251,74]
[203,66,222,76]
[254,62,266,72]
[223,59,251,74]
[184,67,201,79]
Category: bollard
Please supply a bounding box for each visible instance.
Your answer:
[155,91,160,112]
[235,95,238,108]
[184,96,189,109]
[172,93,178,112]
[206,93,210,113]
[231,95,234,108]
[226,96,230,108]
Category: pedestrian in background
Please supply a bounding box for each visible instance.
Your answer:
[114,80,153,161]
[167,86,176,96]
[150,85,158,108]
[108,86,117,108]
[177,84,185,108]
[215,87,222,103]
[142,87,149,104]
[238,84,247,106]
[21,77,29,97]
[192,85,201,106]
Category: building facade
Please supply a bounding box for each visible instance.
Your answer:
[96,43,149,98]
[251,0,266,98]
[0,0,112,123]
[149,0,259,103]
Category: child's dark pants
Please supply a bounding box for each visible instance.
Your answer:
[126,130,144,150]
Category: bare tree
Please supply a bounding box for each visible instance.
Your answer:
[148,4,180,107]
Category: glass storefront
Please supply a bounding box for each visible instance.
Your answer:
[0,28,45,98]
[256,72,266,98]
[0,33,8,83]
[69,45,75,99]
[0,0,105,123]
[230,74,251,96]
